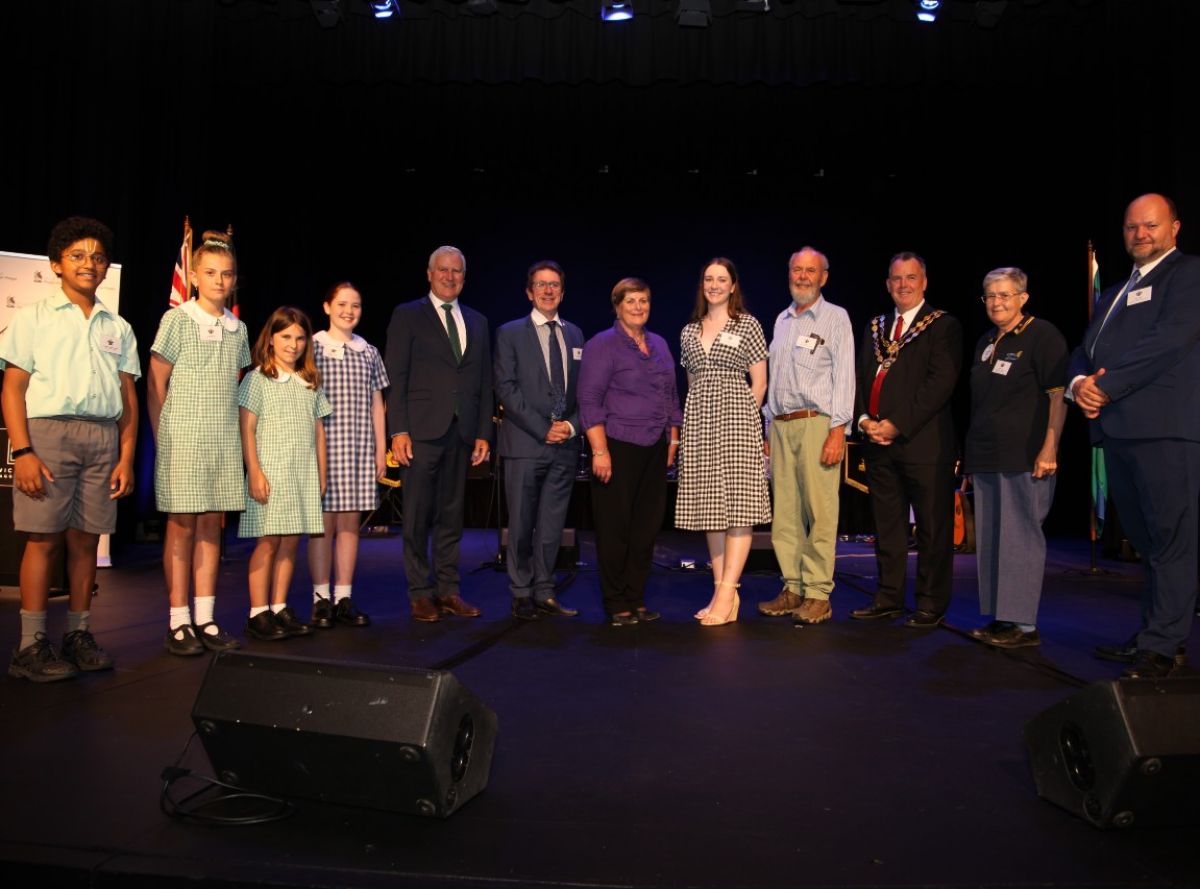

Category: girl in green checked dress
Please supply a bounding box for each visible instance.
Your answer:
[238,307,332,641]
[148,231,251,657]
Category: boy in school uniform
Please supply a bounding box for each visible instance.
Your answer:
[0,216,141,682]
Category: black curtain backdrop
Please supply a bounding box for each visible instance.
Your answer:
[2,0,1196,537]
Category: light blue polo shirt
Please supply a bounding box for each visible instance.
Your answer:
[0,289,141,420]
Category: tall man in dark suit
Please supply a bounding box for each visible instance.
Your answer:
[850,252,963,627]
[493,260,585,620]
[385,246,493,622]
[1069,193,1200,678]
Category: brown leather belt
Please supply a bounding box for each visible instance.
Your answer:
[773,410,826,422]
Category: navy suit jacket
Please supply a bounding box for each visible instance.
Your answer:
[384,297,494,446]
[1067,249,1200,444]
[493,314,584,460]
[854,303,962,464]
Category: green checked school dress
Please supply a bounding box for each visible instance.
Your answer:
[237,368,333,537]
[152,301,251,513]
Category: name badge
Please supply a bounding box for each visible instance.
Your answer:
[1126,286,1152,306]
[98,335,122,355]
[981,343,995,362]
[797,334,820,352]
[718,331,742,348]
[325,345,346,361]
[198,325,223,343]
[992,360,1012,376]
[572,347,583,361]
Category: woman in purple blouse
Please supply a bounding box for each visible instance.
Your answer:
[579,278,683,626]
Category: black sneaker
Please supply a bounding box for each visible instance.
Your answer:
[334,597,371,627]
[246,611,288,641]
[193,622,241,652]
[164,624,206,657]
[310,597,335,629]
[10,632,78,682]
[274,607,313,638]
[61,629,114,672]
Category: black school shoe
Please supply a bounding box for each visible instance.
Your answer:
[246,611,288,641]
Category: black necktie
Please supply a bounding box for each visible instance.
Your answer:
[442,303,462,363]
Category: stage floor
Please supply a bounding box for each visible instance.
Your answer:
[0,530,1196,889]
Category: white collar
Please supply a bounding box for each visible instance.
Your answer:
[315,330,367,352]
[266,370,313,388]
[182,298,239,331]
[530,310,563,327]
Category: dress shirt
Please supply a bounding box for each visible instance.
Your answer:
[0,289,141,419]
[429,292,467,351]
[765,295,855,429]
[530,310,574,436]
[578,322,683,447]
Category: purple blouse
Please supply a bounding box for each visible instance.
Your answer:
[578,322,683,447]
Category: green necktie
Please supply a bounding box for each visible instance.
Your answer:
[442,303,462,363]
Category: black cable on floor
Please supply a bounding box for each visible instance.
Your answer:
[160,732,296,826]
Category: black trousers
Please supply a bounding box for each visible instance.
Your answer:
[591,436,667,616]
[865,451,955,614]
[401,419,469,600]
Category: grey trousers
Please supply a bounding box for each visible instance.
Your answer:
[974,471,1056,626]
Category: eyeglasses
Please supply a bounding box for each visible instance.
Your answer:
[63,251,109,266]
[980,291,1023,304]
[531,281,562,291]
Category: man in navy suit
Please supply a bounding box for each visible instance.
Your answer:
[385,246,493,622]
[493,260,584,620]
[1069,193,1200,678]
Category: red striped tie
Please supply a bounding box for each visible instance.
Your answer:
[868,314,904,417]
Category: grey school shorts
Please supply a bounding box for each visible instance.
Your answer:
[12,417,119,535]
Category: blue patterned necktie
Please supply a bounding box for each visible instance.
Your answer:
[546,320,567,420]
[1090,267,1141,358]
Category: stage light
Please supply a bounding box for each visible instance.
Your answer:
[677,0,711,27]
[601,0,634,21]
[369,0,398,18]
[916,0,939,22]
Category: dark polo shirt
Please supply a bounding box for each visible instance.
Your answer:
[965,316,1068,474]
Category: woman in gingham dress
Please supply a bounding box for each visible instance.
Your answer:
[675,258,770,626]
[148,231,251,657]
[238,307,332,642]
[305,282,389,629]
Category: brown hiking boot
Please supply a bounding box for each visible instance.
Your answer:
[793,598,832,625]
[759,588,803,616]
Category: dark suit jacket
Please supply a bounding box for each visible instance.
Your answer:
[854,303,962,464]
[384,297,493,445]
[1067,249,1200,445]
[493,314,584,460]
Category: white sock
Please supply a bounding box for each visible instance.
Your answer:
[333,585,352,603]
[270,602,286,614]
[169,605,192,631]
[66,610,89,634]
[19,609,47,650]
[249,605,269,618]
[193,597,216,633]
[313,583,331,603]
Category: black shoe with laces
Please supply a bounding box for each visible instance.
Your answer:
[10,632,78,682]
[310,597,335,629]
[61,629,114,671]
[334,597,371,627]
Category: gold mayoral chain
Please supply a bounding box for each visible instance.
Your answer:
[871,309,945,371]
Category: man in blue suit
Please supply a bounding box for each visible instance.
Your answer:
[1068,193,1200,678]
[493,260,584,620]
[385,246,493,622]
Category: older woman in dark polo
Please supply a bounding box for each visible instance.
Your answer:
[965,267,1068,648]
[578,277,682,626]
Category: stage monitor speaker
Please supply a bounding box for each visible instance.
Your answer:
[1024,677,1200,828]
[192,651,498,818]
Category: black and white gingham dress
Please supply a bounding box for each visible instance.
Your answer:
[675,313,771,531]
[313,332,389,512]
